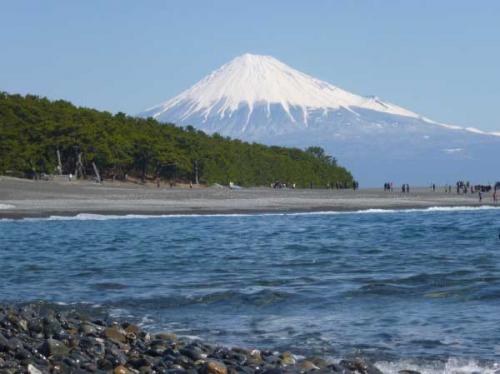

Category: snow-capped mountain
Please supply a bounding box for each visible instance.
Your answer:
[141,54,500,185]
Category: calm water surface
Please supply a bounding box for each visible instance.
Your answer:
[1,208,500,372]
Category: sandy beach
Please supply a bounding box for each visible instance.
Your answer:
[0,176,495,219]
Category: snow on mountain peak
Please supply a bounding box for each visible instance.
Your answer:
[145,53,419,122]
[140,53,500,185]
[142,53,500,140]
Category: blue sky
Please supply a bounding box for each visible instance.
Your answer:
[1,0,500,131]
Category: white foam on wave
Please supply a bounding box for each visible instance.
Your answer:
[38,213,254,221]
[52,301,102,308]
[291,205,500,215]
[425,205,500,212]
[376,357,499,374]
[1,205,499,222]
[0,203,15,209]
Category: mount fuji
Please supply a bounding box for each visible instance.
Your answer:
[141,54,500,186]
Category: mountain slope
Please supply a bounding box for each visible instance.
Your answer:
[141,54,500,185]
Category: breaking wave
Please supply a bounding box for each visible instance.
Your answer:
[1,205,499,222]
[375,357,499,374]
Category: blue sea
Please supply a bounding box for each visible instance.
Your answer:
[1,207,500,373]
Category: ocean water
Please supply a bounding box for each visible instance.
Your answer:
[1,208,500,373]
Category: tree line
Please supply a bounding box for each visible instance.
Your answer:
[0,92,354,187]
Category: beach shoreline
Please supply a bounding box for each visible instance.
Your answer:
[0,177,496,219]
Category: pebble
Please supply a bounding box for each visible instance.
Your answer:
[206,359,228,374]
[38,338,69,357]
[298,360,320,371]
[104,325,127,344]
[27,363,43,374]
[114,364,131,374]
[279,351,296,366]
[124,324,140,335]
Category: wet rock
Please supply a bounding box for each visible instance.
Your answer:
[168,369,188,374]
[176,354,193,367]
[298,360,319,371]
[28,319,43,334]
[228,351,247,365]
[261,369,284,374]
[6,337,24,351]
[205,360,228,374]
[249,350,263,366]
[232,366,255,374]
[279,352,296,366]
[180,346,206,361]
[104,326,127,344]
[80,321,100,335]
[339,357,383,374]
[27,364,44,374]
[124,324,140,335]
[81,361,99,372]
[138,366,153,374]
[16,318,29,332]
[307,357,329,369]
[264,354,281,366]
[14,347,32,360]
[38,338,69,357]
[42,316,62,338]
[0,332,9,351]
[98,357,115,370]
[114,364,132,374]
[107,344,128,365]
[128,356,153,369]
[79,336,106,357]
[327,362,354,373]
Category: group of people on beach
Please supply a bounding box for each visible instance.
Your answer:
[383,182,410,193]
[454,180,474,194]
[382,180,499,202]
[442,180,499,202]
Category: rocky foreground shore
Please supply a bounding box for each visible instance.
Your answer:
[0,304,420,374]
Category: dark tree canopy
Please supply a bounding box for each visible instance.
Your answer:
[0,92,354,187]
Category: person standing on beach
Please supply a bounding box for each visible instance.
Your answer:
[479,191,482,202]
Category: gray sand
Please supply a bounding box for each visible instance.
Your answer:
[0,177,495,219]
